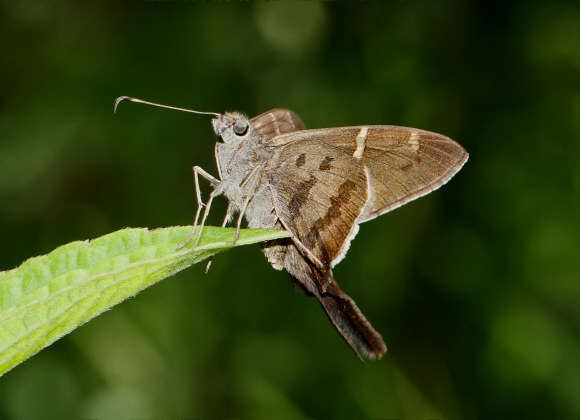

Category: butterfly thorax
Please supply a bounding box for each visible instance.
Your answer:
[214,125,273,210]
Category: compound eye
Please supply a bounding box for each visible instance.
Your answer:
[233,119,249,136]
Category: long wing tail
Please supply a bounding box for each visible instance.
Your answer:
[319,282,387,360]
[291,274,386,360]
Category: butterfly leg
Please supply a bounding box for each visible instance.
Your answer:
[232,165,264,245]
[234,195,251,244]
[192,188,218,248]
[177,166,220,250]
[221,201,234,227]
[204,202,234,272]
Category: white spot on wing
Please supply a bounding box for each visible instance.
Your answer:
[409,131,420,151]
[353,127,368,159]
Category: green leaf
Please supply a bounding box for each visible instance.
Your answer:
[0,226,289,376]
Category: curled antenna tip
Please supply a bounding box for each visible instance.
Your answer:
[114,96,131,114]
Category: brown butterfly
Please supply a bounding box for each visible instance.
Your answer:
[115,97,468,360]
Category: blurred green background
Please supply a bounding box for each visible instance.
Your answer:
[1,1,578,418]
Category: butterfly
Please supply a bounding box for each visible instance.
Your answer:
[116,98,468,360]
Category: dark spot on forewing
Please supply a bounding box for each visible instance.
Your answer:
[288,175,317,218]
[303,180,358,260]
[399,162,413,172]
[296,153,306,167]
[319,156,334,171]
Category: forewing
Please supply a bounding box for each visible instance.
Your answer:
[267,125,468,221]
[250,108,305,142]
[267,140,369,268]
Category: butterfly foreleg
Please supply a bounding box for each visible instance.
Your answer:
[178,165,221,250]
[193,187,219,248]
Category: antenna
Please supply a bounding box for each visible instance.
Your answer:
[114,96,220,117]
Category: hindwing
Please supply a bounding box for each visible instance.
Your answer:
[250,108,305,142]
[266,139,370,268]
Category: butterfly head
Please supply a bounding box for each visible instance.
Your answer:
[212,112,252,144]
